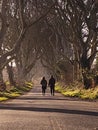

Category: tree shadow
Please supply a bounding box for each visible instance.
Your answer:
[15,97,71,101]
[16,95,88,101]
[0,104,98,117]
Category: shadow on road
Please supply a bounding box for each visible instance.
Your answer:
[0,104,98,117]
[15,97,71,101]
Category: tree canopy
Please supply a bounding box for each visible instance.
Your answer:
[0,0,98,89]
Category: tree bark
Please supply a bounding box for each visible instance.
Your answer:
[7,64,16,87]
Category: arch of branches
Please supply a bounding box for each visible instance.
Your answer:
[0,0,98,89]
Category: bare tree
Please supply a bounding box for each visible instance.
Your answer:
[55,0,98,88]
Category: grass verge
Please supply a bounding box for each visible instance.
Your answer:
[55,82,98,100]
[0,82,33,102]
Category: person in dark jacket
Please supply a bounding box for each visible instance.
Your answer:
[49,75,56,96]
[40,77,47,95]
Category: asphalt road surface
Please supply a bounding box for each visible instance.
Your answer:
[0,86,98,130]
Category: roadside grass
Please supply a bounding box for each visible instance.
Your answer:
[0,97,8,101]
[55,82,98,100]
[0,82,33,102]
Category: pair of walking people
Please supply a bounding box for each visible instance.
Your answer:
[40,76,56,96]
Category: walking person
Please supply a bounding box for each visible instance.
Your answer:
[40,77,47,96]
[49,75,56,96]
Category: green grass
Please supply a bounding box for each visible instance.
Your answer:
[25,81,33,87]
[0,97,8,101]
[3,92,20,98]
[0,82,33,102]
[55,83,98,100]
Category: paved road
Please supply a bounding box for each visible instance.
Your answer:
[0,86,98,130]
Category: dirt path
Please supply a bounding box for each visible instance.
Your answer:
[0,86,98,130]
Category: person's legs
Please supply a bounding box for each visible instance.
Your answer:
[53,86,55,96]
[43,88,45,95]
[50,87,52,95]
[42,88,43,95]
[50,86,55,96]
[42,87,45,95]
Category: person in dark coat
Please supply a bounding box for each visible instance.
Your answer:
[40,77,47,95]
[49,75,56,96]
